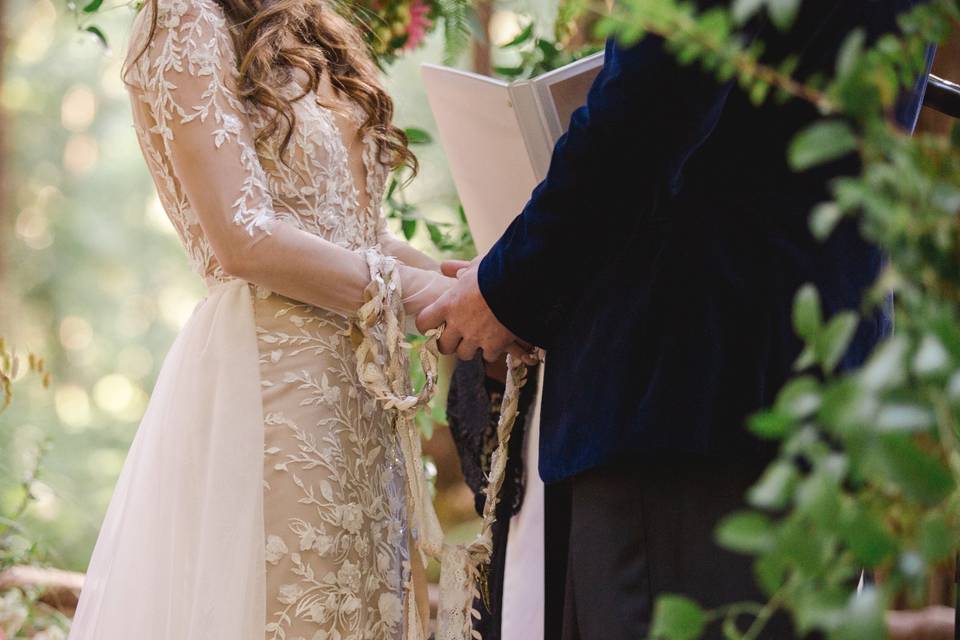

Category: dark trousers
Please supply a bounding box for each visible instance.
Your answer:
[551,455,798,640]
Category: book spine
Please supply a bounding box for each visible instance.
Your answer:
[507,81,554,182]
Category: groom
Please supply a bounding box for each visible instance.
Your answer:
[418,1,933,638]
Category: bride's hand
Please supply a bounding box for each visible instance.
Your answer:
[401,268,456,319]
[440,259,473,279]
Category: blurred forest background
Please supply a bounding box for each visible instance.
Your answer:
[0,0,562,574]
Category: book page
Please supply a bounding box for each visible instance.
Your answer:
[532,52,604,143]
[421,65,540,254]
[548,66,602,134]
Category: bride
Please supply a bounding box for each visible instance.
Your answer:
[68,0,453,637]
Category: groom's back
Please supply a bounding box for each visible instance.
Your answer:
[536,0,931,483]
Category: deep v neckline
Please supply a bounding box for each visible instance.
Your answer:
[317,94,379,223]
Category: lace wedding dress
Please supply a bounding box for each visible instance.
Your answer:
[67,1,451,638]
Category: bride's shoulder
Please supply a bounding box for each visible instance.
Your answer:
[156,0,228,25]
[129,0,227,40]
[125,0,234,90]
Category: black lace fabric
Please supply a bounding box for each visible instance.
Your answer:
[447,355,539,519]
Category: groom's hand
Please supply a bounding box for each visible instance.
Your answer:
[417,258,529,362]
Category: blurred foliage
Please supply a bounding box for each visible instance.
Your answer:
[598,0,960,638]
[69,0,474,64]
[492,17,601,79]
[1,0,187,573]
[384,128,477,259]
[0,341,68,639]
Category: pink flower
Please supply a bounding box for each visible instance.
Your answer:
[404,0,433,50]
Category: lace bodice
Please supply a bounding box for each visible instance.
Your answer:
[126,0,391,284]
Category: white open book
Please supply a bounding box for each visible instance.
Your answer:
[421,52,604,253]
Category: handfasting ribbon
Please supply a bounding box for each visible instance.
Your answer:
[353,249,528,640]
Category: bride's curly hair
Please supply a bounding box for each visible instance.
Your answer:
[133,0,417,175]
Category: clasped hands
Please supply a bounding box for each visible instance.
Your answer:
[415,258,539,365]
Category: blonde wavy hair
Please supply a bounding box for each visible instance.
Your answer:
[133,0,417,174]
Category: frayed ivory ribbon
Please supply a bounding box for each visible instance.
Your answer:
[352,249,528,640]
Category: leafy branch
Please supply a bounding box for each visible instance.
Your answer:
[599,0,831,110]
[591,0,960,638]
[0,339,64,637]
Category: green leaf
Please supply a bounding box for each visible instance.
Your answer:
[918,513,954,563]
[755,552,787,595]
[404,127,432,145]
[817,378,876,436]
[794,345,816,371]
[795,467,842,524]
[839,504,897,566]
[815,312,858,372]
[426,222,446,248]
[85,25,109,49]
[809,202,842,241]
[768,0,801,30]
[748,409,794,440]
[836,29,865,78]
[792,284,822,341]
[430,397,448,426]
[715,511,774,554]
[650,595,708,640]
[930,182,960,214]
[749,79,771,105]
[502,23,534,48]
[911,335,949,377]
[748,460,797,509]
[536,38,560,59]
[835,587,885,640]
[401,218,417,240]
[385,177,399,201]
[874,403,934,433]
[788,120,858,171]
[416,409,434,439]
[867,436,955,506]
[438,0,474,64]
[731,0,765,24]
[83,0,105,12]
[792,588,847,634]
[775,375,821,419]
[860,336,908,392]
[779,517,831,575]
[493,65,525,78]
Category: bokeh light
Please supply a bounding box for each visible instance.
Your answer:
[53,385,92,430]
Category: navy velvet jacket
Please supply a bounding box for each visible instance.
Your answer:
[477,1,934,484]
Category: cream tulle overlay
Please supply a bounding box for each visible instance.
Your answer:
[68,280,267,638]
[69,1,525,638]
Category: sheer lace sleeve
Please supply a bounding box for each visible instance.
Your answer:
[128,0,449,316]
[132,0,274,237]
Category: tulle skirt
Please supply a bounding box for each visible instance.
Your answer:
[69,280,266,638]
